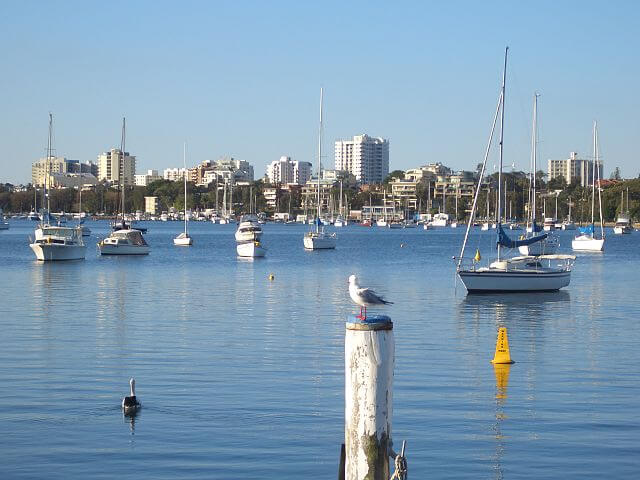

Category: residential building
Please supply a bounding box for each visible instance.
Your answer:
[547,152,603,187]
[294,161,312,185]
[334,133,389,184]
[301,177,336,212]
[97,148,136,186]
[266,156,295,184]
[31,157,96,187]
[135,170,162,186]
[163,168,187,182]
[404,163,450,183]
[144,196,159,215]
[48,172,98,189]
[197,157,255,186]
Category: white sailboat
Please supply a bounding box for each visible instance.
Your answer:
[457,48,574,293]
[30,114,86,261]
[376,190,388,227]
[99,118,150,255]
[450,188,458,228]
[304,88,336,250]
[334,180,347,227]
[613,188,632,234]
[572,122,605,252]
[562,197,576,230]
[519,93,558,256]
[174,143,193,246]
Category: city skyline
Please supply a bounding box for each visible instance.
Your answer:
[1,1,638,184]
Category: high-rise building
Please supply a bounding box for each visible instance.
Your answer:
[97,148,136,186]
[547,152,603,187]
[294,161,312,185]
[266,156,295,184]
[31,157,93,187]
[334,134,389,184]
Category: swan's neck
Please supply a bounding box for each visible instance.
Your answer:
[130,380,136,397]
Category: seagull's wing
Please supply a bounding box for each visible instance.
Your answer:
[357,287,393,305]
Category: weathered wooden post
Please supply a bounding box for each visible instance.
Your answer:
[344,315,394,480]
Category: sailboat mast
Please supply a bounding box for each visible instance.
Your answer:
[44,113,53,225]
[183,142,188,234]
[591,121,596,227]
[120,117,126,223]
[497,46,508,260]
[317,87,323,230]
[531,93,539,228]
[595,122,604,238]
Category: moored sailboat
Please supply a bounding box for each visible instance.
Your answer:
[456,48,574,293]
[303,88,336,250]
[572,122,605,252]
[174,143,193,246]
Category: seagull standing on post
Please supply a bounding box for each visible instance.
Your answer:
[348,274,393,320]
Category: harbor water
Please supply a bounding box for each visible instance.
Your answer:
[1,220,639,479]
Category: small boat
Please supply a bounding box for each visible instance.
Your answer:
[613,189,632,234]
[376,219,388,227]
[359,220,371,227]
[431,213,449,227]
[403,221,417,228]
[303,88,337,251]
[334,216,346,227]
[30,224,86,261]
[0,209,9,230]
[388,221,403,229]
[237,240,266,257]
[174,143,193,246]
[99,229,150,255]
[572,122,605,252]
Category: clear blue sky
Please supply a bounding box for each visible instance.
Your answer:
[1,0,638,184]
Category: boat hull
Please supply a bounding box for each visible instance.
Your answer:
[173,235,193,246]
[303,234,336,250]
[458,269,571,293]
[236,242,266,257]
[99,244,150,255]
[571,236,604,252]
[30,243,86,261]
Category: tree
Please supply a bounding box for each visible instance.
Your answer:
[383,170,405,184]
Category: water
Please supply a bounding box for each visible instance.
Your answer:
[1,220,639,479]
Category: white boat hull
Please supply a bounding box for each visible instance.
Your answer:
[458,269,571,293]
[236,242,266,257]
[376,220,387,227]
[303,233,336,250]
[235,231,262,242]
[30,243,86,261]
[613,226,632,235]
[174,235,193,246]
[571,235,604,252]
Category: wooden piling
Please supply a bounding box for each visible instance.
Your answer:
[345,317,394,480]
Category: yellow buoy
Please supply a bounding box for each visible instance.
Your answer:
[474,248,482,262]
[491,327,514,364]
[268,273,275,281]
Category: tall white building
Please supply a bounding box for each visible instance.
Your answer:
[97,148,136,186]
[163,168,188,182]
[548,152,603,187]
[267,156,295,184]
[334,134,389,184]
[135,170,162,186]
[266,156,312,185]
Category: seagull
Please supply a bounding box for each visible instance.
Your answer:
[122,378,141,415]
[348,274,393,320]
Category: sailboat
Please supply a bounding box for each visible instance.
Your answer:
[99,118,150,255]
[304,88,336,250]
[77,187,91,236]
[572,122,605,251]
[562,197,576,230]
[29,114,86,261]
[174,143,193,245]
[377,190,388,227]
[519,93,558,255]
[614,188,632,234]
[457,48,575,293]
[450,187,458,228]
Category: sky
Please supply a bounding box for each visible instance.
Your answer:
[1,0,639,184]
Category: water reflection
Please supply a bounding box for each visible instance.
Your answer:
[459,291,571,324]
[492,363,511,480]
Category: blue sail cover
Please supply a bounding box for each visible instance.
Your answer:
[530,221,542,233]
[497,224,548,248]
[314,217,323,227]
[579,225,594,235]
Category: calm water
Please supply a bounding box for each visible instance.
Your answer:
[1,220,639,479]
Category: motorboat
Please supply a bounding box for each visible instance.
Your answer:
[376,219,388,227]
[237,240,266,257]
[99,229,150,255]
[403,221,417,228]
[613,214,632,234]
[543,217,556,231]
[30,224,86,261]
[431,213,449,227]
[235,217,263,242]
[334,216,347,227]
